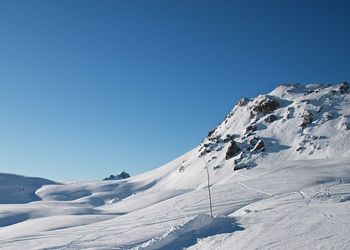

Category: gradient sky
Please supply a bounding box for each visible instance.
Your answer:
[0,0,349,181]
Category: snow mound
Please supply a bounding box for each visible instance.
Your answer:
[0,173,56,204]
[135,214,243,250]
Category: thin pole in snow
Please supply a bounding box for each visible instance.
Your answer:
[200,154,214,218]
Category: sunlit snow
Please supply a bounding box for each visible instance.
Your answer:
[1,83,350,249]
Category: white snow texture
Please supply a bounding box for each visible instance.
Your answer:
[1,83,350,249]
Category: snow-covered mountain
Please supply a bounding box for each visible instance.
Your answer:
[0,83,349,249]
[133,82,350,189]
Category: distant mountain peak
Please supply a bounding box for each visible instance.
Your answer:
[103,171,131,181]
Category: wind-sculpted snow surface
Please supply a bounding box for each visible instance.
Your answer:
[0,173,56,204]
[0,83,349,249]
[135,214,243,250]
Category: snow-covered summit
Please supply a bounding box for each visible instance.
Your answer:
[146,82,350,189]
[205,82,350,163]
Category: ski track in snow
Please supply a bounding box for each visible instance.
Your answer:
[237,181,273,196]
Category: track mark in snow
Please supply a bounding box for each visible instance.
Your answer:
[61,224,111,249]
[237,182,273,196]
[298,190,312,204]
[233,172,251,179]
[62,234,88,250]
[174,204,187,224]
[322,214,349,226]
[220,233,232,247]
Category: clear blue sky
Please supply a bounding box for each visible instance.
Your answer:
[0,0,349,181]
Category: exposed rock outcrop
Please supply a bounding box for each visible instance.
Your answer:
[251,95,280,115]
[225,140,241,160]
[322,112,333,121]
[103,171,130,181]
[299,111,313,128]
[286,107,294,119]
[264,114,278,123]
[252,139,265,153]
[339,82,349,94]
[245,125,257,133]
[223,134,236,143]
[341,123,350,131]
[237,97,250,107]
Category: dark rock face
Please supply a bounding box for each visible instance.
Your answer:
[316,106,323,113]
[252,96,280,115]
[209,134,221,142]
[178,166,185,173]
[286,107,294,119]
[300,99,310,104]
[330,89,337,95]
[264,114,278,123]
[105,175,115,180]
[323,112,333,121]
[252,139,265,153]
[245,125,257,133]
[225,141,241,160]
[339,82,349,94]
[202,142,218,154]
[207,129,215,137]
[200,132,225,155]
[331,82,349,95]
[341,122,350,130]
[307,89,314,94]
[237,97,250,107]
[213,165,222,170]
[223,134,236,143]
[103,171,130,181]
[299,111,313,128]
[248,137,259,146]
[233,164,245,171]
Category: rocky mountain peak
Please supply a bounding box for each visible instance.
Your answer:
[196,82,350,174]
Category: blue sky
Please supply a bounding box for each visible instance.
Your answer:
[0,0,349,181]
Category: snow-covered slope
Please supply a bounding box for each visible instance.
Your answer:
[132,82,350,190]
[0,83,349,249]
[0,173,56,204]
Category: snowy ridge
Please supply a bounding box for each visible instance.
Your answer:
[0,173,56,204]
[147,82,350,189]
[0,83,349,249]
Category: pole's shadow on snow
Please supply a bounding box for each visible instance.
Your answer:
[139,215,244,250]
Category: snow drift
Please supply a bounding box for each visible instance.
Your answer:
[135,214,243,250]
